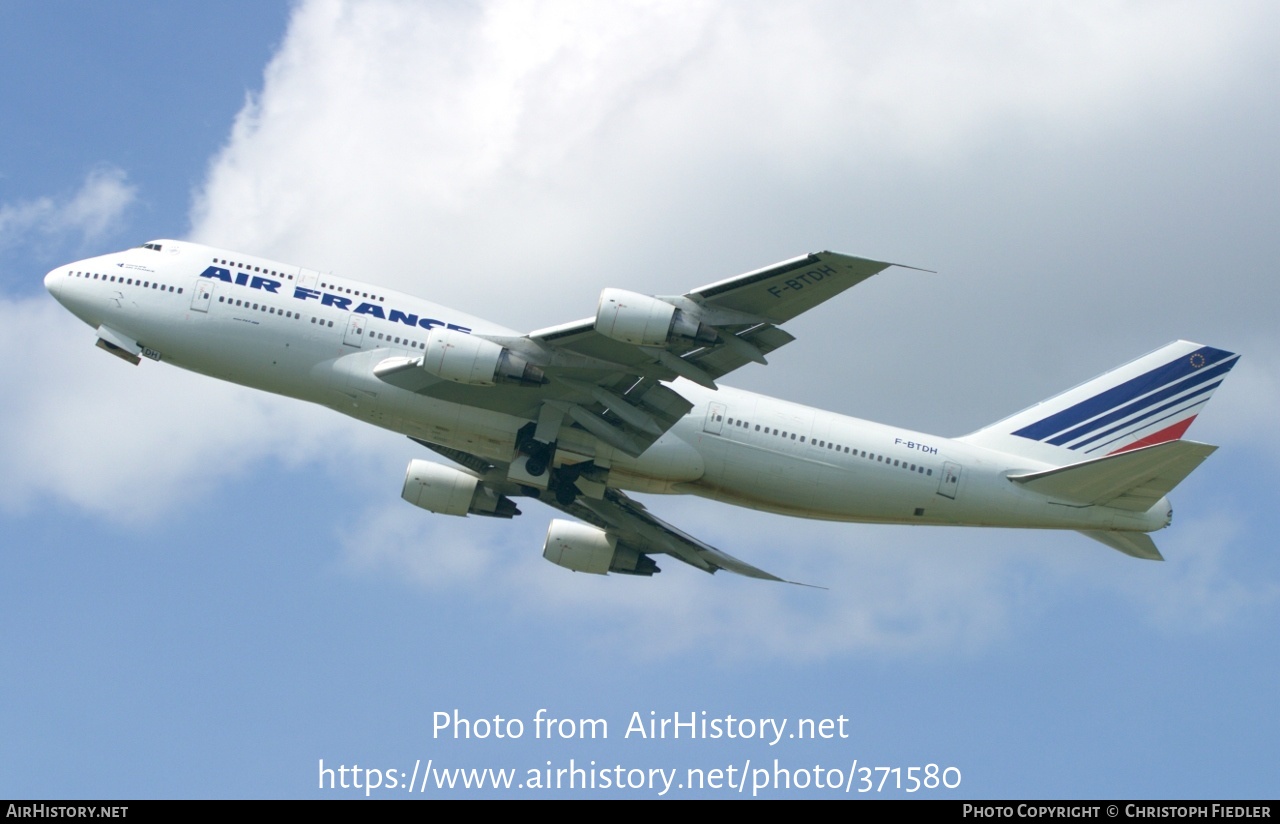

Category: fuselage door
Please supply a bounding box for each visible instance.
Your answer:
[703,402,726,435]
[190,279,214,313]
[343,314,367,348]
[297,268,319,290]
[936,461,962,500]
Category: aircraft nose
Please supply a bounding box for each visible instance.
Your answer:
[44,268,63,300]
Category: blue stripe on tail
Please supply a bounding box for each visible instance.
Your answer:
[1013,346,1237,443]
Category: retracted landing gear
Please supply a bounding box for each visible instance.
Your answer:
[524,440,553,477]
[552,478,578,506]
[548,461,593,507]
[508,422,557,490]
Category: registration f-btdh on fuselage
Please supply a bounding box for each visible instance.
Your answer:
[44,241,1238,582]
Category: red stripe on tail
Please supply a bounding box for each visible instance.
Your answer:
[1107,416,1197,455]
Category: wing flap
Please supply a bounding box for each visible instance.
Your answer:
[685,325,797,381]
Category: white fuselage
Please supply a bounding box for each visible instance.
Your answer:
[43,240,1169,536]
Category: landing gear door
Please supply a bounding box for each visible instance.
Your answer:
[703,402,726,435]
[343,314,367,348]
[190,279,214,313]
[936,461,962,500]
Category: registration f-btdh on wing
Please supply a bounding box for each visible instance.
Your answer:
[44,241,1237,581]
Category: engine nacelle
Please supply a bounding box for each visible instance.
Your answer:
[594,289,716,347]
[541,519,659,576]
[401,460,518,518]
[421,327,543,386]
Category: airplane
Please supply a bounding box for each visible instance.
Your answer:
[43,241,1238,582]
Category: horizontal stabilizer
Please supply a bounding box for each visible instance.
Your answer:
[1009,440,1216,511]
[1078,530,1164,561]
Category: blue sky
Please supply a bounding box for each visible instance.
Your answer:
[2,1,1278,799]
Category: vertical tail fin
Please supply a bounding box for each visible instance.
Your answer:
[959,341,1237,466]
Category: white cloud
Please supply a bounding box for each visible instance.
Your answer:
[0,167,136,251]
[179,0,1280,454]
[188,1,1272,326]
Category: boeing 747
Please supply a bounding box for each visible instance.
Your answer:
[44,241,1237,581]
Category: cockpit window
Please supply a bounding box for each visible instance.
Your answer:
[139,242,163,251]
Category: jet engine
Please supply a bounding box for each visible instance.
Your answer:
[401,460,519,518]
[421,328,544,386]
[541,519,659,576]
[594,289,716,347]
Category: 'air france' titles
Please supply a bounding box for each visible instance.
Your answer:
[199,266,471,333]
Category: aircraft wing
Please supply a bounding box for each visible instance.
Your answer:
[529,251,900,381]
[414,440,792,582]
[379,252,901,457]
